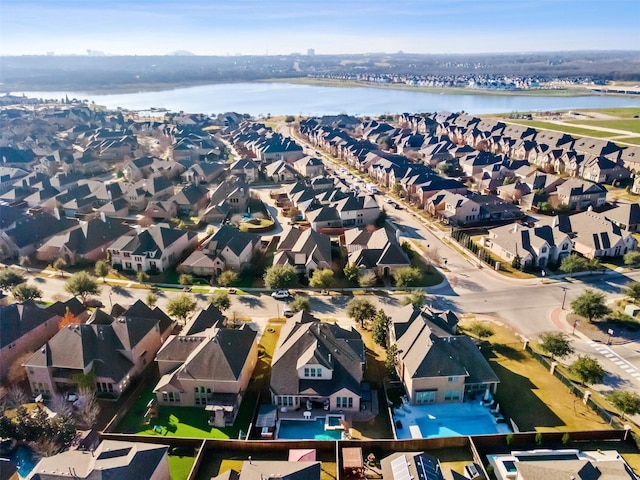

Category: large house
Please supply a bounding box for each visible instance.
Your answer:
[154,305,258,426]
[270,311,366,413]
[108,225,198,273]
[343,227,411,277]
[273,227,332,277]
[389,305,499,404]
[24,301,174,399]
[211,460,320,480]
[555,178,607,210]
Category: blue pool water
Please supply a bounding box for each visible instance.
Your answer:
[326,415,342,427]
[415,414,499,438]
[278,418,342,440]
[10,445,37,478]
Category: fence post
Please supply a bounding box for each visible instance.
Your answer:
[522,339,529,351]
[584,390,591,405]
[550,361,557,375]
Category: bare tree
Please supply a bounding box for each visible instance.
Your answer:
[73,387,101,429]
[2,385,28,409]
[49,393,73,417]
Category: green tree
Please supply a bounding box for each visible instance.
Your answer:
[167,294,197,324]
[52,258,67,277]
[607,390,640,420]
[624,281,640,304]
[511,254,521,270]
[358,271,377,288]
[289,295,311,313]
[393,266,423,287]
[375,208,388,228]
[146,290,158,308]
[623,251,640,265]
[209,291,231,311]
[570,355,605,385]
[137,271,149,283]
[400,290,427,308]
[571,289,609,322]
[392,182,403,196]
[346,297,377,328]
[385,344,398,376]
[19,256,31,272]
[11,283,43,302]
[263,264,298,289]
[179,273,194,287]
[372,308,388,347]
[538,331,574,360]
[94,260,110,283]
[559,254,600,274]
[0,267,26,291]
[218,270,239,287]
[466,322,495,340]
[343,263,360,283]
[64,272,100,304]
[309,269,335,290]
[285,115,296,123]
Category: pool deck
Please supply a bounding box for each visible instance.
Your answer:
[393,400,512,440]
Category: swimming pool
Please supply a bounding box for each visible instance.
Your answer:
[277,418,343,440]
[10,445,37,478]
[414,413,499,438]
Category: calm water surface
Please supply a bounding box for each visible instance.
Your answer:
[21,82,640,116]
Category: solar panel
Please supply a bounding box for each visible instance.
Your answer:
[391,455,412,480]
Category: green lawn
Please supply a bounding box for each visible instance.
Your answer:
[169,455,196,480]
[617,136,640,145]
[503,120,615,138]
[568,118,640,134]
[571,107,640,118]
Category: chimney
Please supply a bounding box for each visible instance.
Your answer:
[552,216,558,228]
[53,207,61,220]
[512,223,518,233]
[100,211,106,223]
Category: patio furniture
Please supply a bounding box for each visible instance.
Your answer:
[303,411,312,420]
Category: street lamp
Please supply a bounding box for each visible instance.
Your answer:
[560,286,568,310]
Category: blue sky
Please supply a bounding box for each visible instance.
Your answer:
[1,0,639,55]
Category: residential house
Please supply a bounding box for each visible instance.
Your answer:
[293,156,324,178]
[230,158,260,183]
[27,439,170,480]
[211,460,320,480]
[555,178,607,210]
[556,209,638,259]
[380,452,445,480]
[96,197,130,218]
[274,226,332,277]
[123,156,165,182]
[483,222,573,269]
[334,194,380,227]
[426,190,480,226]
[143,201,178,221]
[203,178,250,222]
[265,160,298,183]
[343,227,411,277]
[153,306,258,426]
[270,311,365,412]
[180,162,224,184]
[170,184,210,216]
[0,301,63,382]
[389,305,499,404]
[577,155,630,184]
[414,177,467,206]
[605,203,640,232]
[0,212,78,260]
[108,225,198,273]
[36,215,132,265]
[179,225,263,277]
[24,301,174,399]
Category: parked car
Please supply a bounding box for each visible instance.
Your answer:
[283,306,294,317]
[271,290,291,299]
[84,298,104,308]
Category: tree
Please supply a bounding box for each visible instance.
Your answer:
[73,387,101,429]
[373,309,388,347]
[94,260,110,282]
[624,281,640,304]
[11,283,42,302]
[285,115,296,123]
[146,290,158,308]
[179,273,194,287]
[401,290,427,309]
[538,331,574,360]
[52,258,67,276]
[344,263,360,283]
[393,266,423,287]
[466,322,495,340]
[571,289,609,322]
[358,271,377,288]
[375,207,388,228]
[167,294,197,324]
[2,385,28,409]
[209,291,231,311]
[218,270,239,287]
[346,298,377,328]
[0,267,26,291]
[19,256,31,273]
[511,254,521,270]
[64,272,100,304]
[263,264,298,289]
[289,295,311,313]
[623,251,640,265]
[309,269,335,290]
[392,182,403,196]
[137,271,149,283]
[7,351,33,386]
[559,254,600,274]
[385,344,398,376]
[570,355,605,385]
[59,308,81,330]
[606,390,640,420]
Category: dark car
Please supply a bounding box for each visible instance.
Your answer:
[84,298,104,308]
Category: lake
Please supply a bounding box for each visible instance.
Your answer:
[20,82,640,116]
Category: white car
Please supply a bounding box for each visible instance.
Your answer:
[283,306,294,317]
[271,290,291,299]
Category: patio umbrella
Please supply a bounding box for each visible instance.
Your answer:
[483,387,491,402]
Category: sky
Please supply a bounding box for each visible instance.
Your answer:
[1,0,639,56]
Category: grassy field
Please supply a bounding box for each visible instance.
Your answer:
[460,319,611,432]
[568,118,640,134]
[619,136,640,145]
[571,107,640,118]
[168,455,196,480]
[501,119,615,138]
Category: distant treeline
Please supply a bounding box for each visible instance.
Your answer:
[1,51,639,92]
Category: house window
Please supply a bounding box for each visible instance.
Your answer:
[415,390,437,404]
[277,396,294,407]
[150,261,157,269]
[195,386,209,405]
[336,397,353,409]
[124,252,131,257]
[444,389,460,401]
[162,391,181,403]
[541,247,547,254]
[97,382,114,394]
[304,367,322,378]
[448,376,459,382]
[125,262,132,270]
